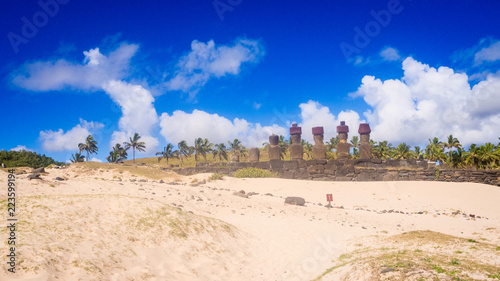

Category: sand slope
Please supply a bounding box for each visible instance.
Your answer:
[0,164,499,280]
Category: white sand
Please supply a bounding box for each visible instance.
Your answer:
[0,165,499,280]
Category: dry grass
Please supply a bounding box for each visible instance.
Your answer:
[0,194,239,277]
[69,162,180,180]
[315,230,500,280]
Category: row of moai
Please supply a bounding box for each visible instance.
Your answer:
[244,121,372,163]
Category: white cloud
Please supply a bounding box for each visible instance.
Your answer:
[474,40,500,66]
[12,43,138,91]
[10,145,33,152]
[159,109,286,148]
[380,47,401,61]
[253,102,262,110]
[103,80,159,153]
[298,100,363,143]
[39,119,104,152]
[351,57,500,146]
[165,38,264,98]
[89,157,103,163]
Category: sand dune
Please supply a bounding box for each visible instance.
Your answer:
[1,164,499,280]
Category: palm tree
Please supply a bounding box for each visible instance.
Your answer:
[301,139,313,159]
[476,143,499,169]
[156,144,177,164]
[70,152,85,163]
[213,143,229,162]
[326,136,339,152]
[78,135,98,161]
[278,135,289,160]
[393,143,412,159]
[194,138,213,162]
[350,136,360,159]
[442,135,461,165]
[107,143,128,163]
[123,133,146,164]
[375,140,393,159]
[177,140,190,167]
[425,137,442,161]
[228,139,246,157]
[413,146,424,160]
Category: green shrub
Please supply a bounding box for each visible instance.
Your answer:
[209,173,224,181]
[233,167,277,178]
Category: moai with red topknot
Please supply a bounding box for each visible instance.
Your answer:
[312,126,326,160]
[358,123,372,159]
[336,121,351,159]
[289,123,303,160]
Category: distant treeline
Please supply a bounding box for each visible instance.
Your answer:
[0,150,66,168]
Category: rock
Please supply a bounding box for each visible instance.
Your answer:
[159,179,164,183]
[247,192,259,196]
[233,191,249,198]
[285,197,306,206]
[381,267,395,274]
[265,193,273,196]
[27,174,41,180]
[139,179,147,182]
[32,167,45,173]
[55,177,65,181]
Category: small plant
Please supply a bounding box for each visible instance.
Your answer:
[450,258,460,265]
[488,273,500,279]
[467,239,478,243]
[191,178,198,183]
[496,246,500,251]
[49,184,55,187]
[455,250,463,254]
[433,264,446,273]
[209,173,224,181]
[233,167,277,178]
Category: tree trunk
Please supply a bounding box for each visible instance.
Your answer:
[133,148,136,164]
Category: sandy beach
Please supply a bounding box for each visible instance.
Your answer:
[1,163,499,280]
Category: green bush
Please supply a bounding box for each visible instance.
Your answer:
[209,173,224,181]
[0,149,66,168]
[233,167,277,178]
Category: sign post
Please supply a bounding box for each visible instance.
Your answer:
[326,194,333,208]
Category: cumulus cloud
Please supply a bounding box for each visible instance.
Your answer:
[103,80,159,153]
[39,119,104,152]
[298,100,363,143]
[89,157,103,163]
[165,38,264,98]
[380,47,401,61]
[351,57,500,146]
[10,145,33,152]
[12,43,138,91]
[159,109,286,148]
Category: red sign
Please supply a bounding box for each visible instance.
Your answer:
[326,194,333,202]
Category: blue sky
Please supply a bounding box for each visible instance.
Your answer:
[1,0,500,162]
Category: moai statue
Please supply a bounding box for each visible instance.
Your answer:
[268,134,281,160]
[336,121,351,159]
[230,154,239,163]
[358,123,372,159]
[289,123,303,160]
[248,148,260,163]
[312,126,326,160]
